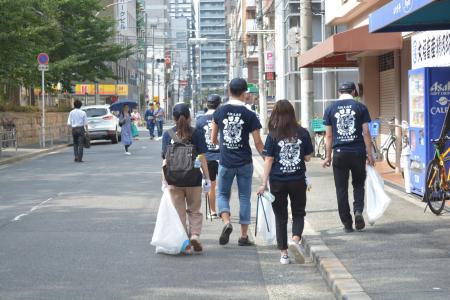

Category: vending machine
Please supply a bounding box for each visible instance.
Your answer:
[408,67,450,196]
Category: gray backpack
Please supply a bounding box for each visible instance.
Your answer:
[163,128,202,187]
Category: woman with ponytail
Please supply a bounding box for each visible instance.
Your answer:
[161,103,211,254]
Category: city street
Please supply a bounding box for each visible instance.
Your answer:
[0,136,333,300]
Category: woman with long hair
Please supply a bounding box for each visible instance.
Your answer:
[258,100,314,264]
[161,103,211,253]
[119,104,133,155]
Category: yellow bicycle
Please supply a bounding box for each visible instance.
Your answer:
[424,136,450,215]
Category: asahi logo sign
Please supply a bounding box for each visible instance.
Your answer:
[412,30,450,69]
[430,81,450,115]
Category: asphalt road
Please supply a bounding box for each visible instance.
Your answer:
[0,135,333,300]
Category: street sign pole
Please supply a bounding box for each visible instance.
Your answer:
[37,53,49,148]
[41,69,45,148]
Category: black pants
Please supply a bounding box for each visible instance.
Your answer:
[332,151,366,227]
[72,127,85,161]
[270,179,307,250]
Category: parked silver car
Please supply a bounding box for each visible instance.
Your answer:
[82,105,121,144]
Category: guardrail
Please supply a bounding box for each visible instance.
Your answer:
[0,128,18,157]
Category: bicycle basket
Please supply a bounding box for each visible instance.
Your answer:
[311,119,326,132]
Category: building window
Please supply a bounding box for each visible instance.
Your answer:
[378,52,394,72]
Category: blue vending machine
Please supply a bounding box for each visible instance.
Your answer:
[409,67,450,196]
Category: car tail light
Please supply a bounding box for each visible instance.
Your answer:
[103,115,114,120]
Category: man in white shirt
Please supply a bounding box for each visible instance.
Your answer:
[67,100,88,162]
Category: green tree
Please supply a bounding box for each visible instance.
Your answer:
[0,0,131,100]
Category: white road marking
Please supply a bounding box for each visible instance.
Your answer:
[11,197,53,222]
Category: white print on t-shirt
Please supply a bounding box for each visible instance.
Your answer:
[223,113,244,149]
[278,139,302,173]
[203,120,219,151]
[334,106,357,142]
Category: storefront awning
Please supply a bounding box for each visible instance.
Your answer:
[369,0,450,33]
[298,25,403,68]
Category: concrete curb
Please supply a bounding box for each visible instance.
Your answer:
[0,144,70,166]
[251,149,371,300]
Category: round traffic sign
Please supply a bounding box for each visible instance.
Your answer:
[37,53,49,65]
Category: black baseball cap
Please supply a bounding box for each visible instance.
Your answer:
[172,102,190,119]
[229,78,248,97]
[338,81,357,92]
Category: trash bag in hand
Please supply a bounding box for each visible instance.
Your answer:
[366,165,391,225]
[255,195,276,244]
[151,190,190,255]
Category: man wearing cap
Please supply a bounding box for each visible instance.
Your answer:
[322,81,374,233]
[211,78,264,246]
[196,94,222,219]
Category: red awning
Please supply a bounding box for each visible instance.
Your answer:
[298,25,403,68]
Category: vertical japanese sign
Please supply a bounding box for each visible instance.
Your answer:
[412,30,450,69]
[117,0,128,32]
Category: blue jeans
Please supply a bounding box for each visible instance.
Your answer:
[156,120,163,137]
[147,122,155,138]
[217,163,253,224]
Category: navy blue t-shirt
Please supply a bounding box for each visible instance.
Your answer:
[323,99,371,154]
[263,127,314,182]
[213,102,262,168]
[196,114,220,161]
[161,126,207,159]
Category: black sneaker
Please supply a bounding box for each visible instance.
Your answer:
[219,223,233,245]
[343,225,354,233]
[238,236,254,246]
[354,211,365,231]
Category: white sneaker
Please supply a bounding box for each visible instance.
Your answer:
[125,152,131,155]
[280,254,290,265]
[288,240,306,264]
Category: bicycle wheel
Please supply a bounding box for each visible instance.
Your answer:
[424,159,446,215]
[317,136,326,160]
[385,140,397,170]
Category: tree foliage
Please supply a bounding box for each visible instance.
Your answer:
[0,0,131,94]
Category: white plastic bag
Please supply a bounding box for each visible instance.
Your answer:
[256,195,277,244]
[366,165,391,225]
[151,189,190,255]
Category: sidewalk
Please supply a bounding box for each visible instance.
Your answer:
[0,143,70,166]
[252,153,450,300]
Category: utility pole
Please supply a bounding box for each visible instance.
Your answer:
[300,0,313,130]
[157,74,160,101]
[257,0,267,132]
[143,14,148,106]
[151,24,155,103]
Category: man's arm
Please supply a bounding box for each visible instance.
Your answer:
[362,123,374,166]
[211,121,219,145]
[252,129,264,154]
[322,126,333,168]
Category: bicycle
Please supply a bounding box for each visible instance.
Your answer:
[370,118,408,170]
[423,135,450,215]
[311,119,326,160]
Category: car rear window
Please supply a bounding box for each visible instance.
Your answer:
[84,108,107,118]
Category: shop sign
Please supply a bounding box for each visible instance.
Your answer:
[265,51,275,73]
[117,0,128,32]
[116,84,128,96]
[98,84,117,95]
[412,30,450,69]
[75,84,95,95]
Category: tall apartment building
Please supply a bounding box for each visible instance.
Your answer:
[199,0,228,98]
[168,0,195,104]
